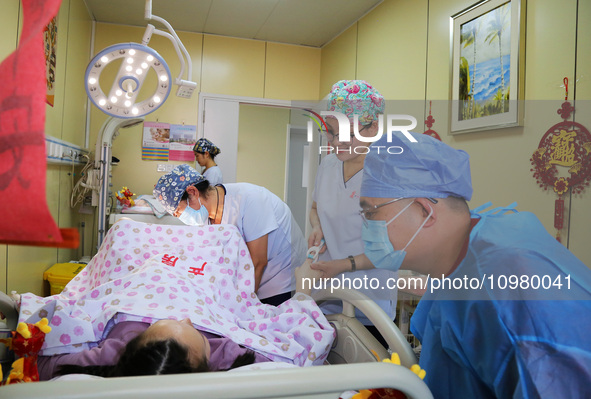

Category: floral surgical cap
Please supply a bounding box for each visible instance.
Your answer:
[327,80,385,124]
[153,164,205,215]
[193,138,221,156]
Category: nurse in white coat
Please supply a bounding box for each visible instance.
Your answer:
[154,165,307,306]
[308,80,397,343]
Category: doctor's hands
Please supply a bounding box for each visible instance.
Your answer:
[309,258,351,279]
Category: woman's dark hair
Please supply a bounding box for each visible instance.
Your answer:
[225,349,256,371]
[181,179,211,201]
[198,150,218,160]
[58,336,209,378]
[58,335,257,378]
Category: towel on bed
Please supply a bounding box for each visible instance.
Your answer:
[19,220,334,367]
[135,194,168,218]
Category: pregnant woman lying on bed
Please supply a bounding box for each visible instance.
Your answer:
[16,219,332,380]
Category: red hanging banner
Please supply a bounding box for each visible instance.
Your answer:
[0,0,78,248]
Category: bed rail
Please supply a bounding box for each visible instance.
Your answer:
[0,362,433,399]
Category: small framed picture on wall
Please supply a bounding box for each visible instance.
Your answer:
[450,0,526,134]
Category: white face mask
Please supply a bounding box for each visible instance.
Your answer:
[178,198,209,226]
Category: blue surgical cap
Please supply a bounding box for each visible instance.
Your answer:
[361,132,473,200]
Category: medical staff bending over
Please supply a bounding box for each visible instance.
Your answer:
[154,165,307,305]
[358,132,591,398]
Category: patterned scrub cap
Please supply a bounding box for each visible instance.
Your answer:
[193,138,221,156]
[327,80,385,124]
[153,164,205,214]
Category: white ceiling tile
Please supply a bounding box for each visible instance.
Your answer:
[83,0,383,48]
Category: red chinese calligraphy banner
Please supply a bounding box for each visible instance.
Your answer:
[0,0,78,248]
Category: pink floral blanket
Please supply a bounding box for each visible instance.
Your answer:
[20,219,334,366]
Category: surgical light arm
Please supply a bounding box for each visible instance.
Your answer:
[144,0,196,99]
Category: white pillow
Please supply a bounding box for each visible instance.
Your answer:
[227,362,300,372]
[51,373,104,381]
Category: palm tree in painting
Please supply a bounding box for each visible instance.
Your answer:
[485,3,511,113]
[459,57,471,120]
[493,88,504,112]
[461,21,480,119]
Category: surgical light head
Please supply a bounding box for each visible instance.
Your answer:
[85,0,197,119]
[86,43,171,118]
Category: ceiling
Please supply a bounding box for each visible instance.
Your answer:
[83,0,383,48]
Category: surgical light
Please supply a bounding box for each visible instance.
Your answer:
[84,0,197,119]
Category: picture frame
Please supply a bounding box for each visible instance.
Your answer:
[450,0,526,134]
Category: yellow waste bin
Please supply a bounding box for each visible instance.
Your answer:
[43,263,85,295]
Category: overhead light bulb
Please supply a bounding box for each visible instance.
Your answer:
[98,99,107,106]
[132,107,139,115]
[160,75,168,82]
[154,96,161,103]
[147,55,154,62]
[126,57,134,64]
[88,77,97,85]
[116,89,123,96]
[110,96,118,103]
[100,56,109,63]
[129,49,136,55]
[124,100,132,107]
[136,68,143,75]
[126,65,133,72]
[141,62,148,69]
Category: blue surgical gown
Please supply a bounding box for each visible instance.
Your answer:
[410,205,591,399]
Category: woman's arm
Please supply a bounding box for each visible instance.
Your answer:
[295,259,324,296]
[38,337,126,380]
[38,321,148,380]
[308,202,326,253]
[310,253,375,278]
[246,234,269,292]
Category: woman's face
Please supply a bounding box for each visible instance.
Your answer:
[145,319,211,365]
[194,151,207,166]
[324,117,375,162]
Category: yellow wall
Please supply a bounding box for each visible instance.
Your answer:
[320,25,358,96]
[265,42,321,101]
[1,0,93,295]
[569,0,591,263]
[319,0,590,267]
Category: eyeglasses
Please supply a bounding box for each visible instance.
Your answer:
[359,197,439,226]
[359,198,404,226]
[323,123,372,142]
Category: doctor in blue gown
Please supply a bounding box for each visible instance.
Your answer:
[357,131,591,398]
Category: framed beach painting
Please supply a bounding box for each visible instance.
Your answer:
[450,0,526,134]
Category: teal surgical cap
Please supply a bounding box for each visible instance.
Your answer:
[361,132,473,200]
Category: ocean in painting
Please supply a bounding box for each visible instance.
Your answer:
[471,53,511,103]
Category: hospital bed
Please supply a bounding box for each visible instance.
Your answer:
[0,288,431,398]
[0,221,432,399]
